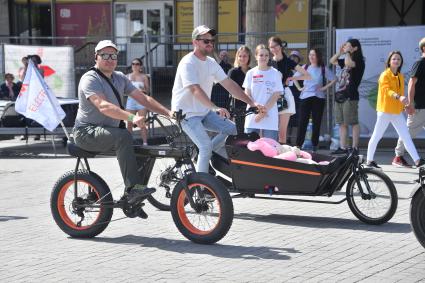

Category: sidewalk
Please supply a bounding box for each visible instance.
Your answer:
[0,138,424,282]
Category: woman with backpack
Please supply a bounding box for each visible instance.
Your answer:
[293,48,336,152]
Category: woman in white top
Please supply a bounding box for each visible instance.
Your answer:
[125,58,150,145]
[243,44,284,141]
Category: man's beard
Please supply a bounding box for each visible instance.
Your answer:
[200,47,213,56]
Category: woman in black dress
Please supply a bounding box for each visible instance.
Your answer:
[228,45,252,134]
[268,36,310,144]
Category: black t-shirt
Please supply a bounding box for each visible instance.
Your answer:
[271,55,297,87]
[337,57,365,100]
[228,66,249,108]
[411,57,425,109]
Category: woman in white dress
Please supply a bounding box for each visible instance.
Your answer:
[125,58,150,145]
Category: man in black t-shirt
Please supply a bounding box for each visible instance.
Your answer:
[393,37,425,167]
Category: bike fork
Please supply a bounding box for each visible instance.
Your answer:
[354,168,374,199]
[73,157,91,199]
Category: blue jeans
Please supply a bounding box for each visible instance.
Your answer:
[182,111,237,173]
[245,128,278,141]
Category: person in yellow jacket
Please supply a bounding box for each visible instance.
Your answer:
[366,51,425,168]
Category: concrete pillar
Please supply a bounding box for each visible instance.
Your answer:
[193,0,218,30]
[245,0,275,53]
[0,0,10,36]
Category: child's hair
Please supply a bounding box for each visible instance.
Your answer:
[233,45,252,67]
[255,44,269,56]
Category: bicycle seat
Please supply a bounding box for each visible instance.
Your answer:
[67,143,98,158]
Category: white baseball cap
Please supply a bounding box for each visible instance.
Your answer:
[192,25,217,40]
[95,40,118,53]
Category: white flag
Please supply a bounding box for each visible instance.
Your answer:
[15,60,66,132]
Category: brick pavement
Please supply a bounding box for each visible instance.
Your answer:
[0,138,425,282]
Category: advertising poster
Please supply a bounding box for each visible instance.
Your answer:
[55,3,112,45]
[336,26,425,138]
[275,0,309,50]
[4,44,75,98]
[175,0,238,43]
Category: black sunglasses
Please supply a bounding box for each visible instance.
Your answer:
[131,62,141,65]
[196,38,215,45]
[98,53,118,60]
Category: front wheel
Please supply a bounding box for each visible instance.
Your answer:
[171,173,233,244]
[410,188,425,248]
[346,168,397,225]
[50,170,114,238]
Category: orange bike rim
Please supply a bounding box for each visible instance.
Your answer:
[177,183,221,235]
[57,180,101,230]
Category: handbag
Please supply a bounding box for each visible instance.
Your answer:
[277,94,288,111]
[335,89,349,103]
[335,68,350,103]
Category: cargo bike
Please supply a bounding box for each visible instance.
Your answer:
[50,108,397,245]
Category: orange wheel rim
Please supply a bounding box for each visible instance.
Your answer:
[176,183,221,235]
[57,180,102,230]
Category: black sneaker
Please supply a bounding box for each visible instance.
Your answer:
[366,161,381,169]
[415,158,425,168]
[331,147,348,154]
[127,185,156,205]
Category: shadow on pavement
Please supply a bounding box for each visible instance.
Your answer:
[0,140,70,159]
[86,235,299,260]
[233,213,411,233]
[0,215,28,222]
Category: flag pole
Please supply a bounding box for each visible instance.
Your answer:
[59,121,71,141]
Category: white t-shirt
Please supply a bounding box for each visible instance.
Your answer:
[172,52,227,118]
[295,65,335,99]
[243,66,283,131]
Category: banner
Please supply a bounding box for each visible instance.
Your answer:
[15,60,66,132]
[336,26,425,138]
[4,44,75,98]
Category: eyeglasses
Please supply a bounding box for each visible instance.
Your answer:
[131,62,141,66]
[196,38,215,45]
[98,53,118,60]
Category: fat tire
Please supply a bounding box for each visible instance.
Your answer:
[171,172,233,244]
[346,168,397,225]
[50,170,113,238]
[410,188,425,248]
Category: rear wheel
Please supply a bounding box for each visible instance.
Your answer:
[410,188,425,248]
[50,170,113,238]
[147,157,190,211]
[346,168,397,225]
[171,173,233,244]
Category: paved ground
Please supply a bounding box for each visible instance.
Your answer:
[1,137,425,282]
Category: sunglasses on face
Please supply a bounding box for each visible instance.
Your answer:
[98,53,118,60]
[132,62,141,66]
[196,38,215,45]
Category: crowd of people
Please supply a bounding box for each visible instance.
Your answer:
[1,26,425,173]
[207,31,425,169]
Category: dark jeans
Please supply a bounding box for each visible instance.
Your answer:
[296,96,325,147]
[73,125,142,189]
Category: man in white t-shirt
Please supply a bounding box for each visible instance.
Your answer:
[172,25,264,173]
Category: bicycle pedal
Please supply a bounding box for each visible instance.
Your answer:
[137,206,148,219]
